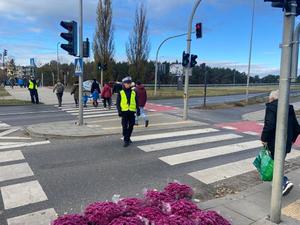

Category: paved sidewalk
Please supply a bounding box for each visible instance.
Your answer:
[199,168,300,225]
[26,113,207,138]
[5,86,74,105]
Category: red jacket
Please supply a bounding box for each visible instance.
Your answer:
[135,84,147,107]
[101,84,112,98]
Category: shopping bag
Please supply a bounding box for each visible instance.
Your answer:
[253,147,274,181]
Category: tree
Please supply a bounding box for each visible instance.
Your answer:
[93,0,114,81]
[126,3,150,81]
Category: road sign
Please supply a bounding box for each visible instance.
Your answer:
[170,64,183,76]
[75,58,83,76]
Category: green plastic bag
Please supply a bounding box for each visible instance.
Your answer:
[253,147,274,181]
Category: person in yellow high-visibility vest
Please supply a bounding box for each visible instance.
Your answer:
[28,76,39,104]
[116,76,140,147]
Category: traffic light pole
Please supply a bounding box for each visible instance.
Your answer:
[154,33,190,96]
[183,0,202,120]
[270,1,297,223]
[101,69,104,89]
[78,0,84,126]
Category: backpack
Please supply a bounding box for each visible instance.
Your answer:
[56,83,64,93]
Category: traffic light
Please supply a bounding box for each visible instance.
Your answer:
[196,23,202,39]
[83,38,90,58]
[3,49,7,56]
[98,62,107,71]
[60,21,78,56]
[190,54,198,67]
[264,0,300,15]
[182,51,190,67]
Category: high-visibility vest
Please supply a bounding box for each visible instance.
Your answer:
[28,80,36,90]
[120,90,137,112]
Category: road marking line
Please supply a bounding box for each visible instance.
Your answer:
[189,150,300,184]
[66,107,116,113]
[1,180,48,209]
[222,126,237,130]
[0,123,10,128]
[70,110,117,116]
[83,113,118,118]
[0,140,50,150]
[0,163,34,182]
[104,121,197,130]
[0,150,25,163]
[130,128,219,142]
[243,131,260,136]
[160,140,262,166]
[7,208,57,225]
[0,128,20,137]
[0,137,31,140]
[86,113,164,123]
[138,134,242,152]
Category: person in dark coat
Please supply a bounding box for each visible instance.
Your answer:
[71,81,79,107]
[116,76,140,147]
[91,79,100,107]
[113,80,122,94]
[135,81,149,127]
[28,76,39,104]
[261,90,300,196]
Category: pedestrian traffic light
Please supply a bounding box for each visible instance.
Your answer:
[190,54,198,68]
[3,49,7,56]
[60,21,78,56]
[83,38,90,58]
[182,51,190,67]
[196,23,202,39]
[98,62,107,71]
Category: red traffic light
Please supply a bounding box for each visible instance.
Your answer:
[196,23,202,39]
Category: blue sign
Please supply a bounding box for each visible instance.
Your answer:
[75,58,83,76]
[30,58,36,67]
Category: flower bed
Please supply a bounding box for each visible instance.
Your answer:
[52,182,231,225]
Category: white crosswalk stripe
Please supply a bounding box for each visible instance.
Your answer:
[189,150,300,185]
[55,104,119,119]
[131,128,219,142]
[159,140,262,166]
[138,133,242,152]
[0,150,25,163]
[0,121,10,128]
[133,127,300,185]
[0,163,34,182]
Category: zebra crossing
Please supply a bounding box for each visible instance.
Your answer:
[0,127,55,225]
[0,121,10,129]
[130,126,300,185]
[55,103,118,119]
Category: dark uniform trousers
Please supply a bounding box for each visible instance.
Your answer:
[30,89,39,104]
[121,111,136,143]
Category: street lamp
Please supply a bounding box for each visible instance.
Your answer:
[246,0,256,103]
[57,41,60,82]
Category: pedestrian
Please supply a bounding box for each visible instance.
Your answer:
[116,76,140,147]
[261,90,300,196]
[91,79,100,107]
[101,82,113,110]
[135,80,149,127]
[53,80,65,107]
[113,80,122,95]
[71,81,79,107]
[28,76,39,104]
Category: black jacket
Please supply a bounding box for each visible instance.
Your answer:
[116,88,140,115]
[91,81,100,94]
[261,100,300,158]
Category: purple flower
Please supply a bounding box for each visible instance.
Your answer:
[138,207,165,224]
[156,215,194,225]
[170,199,199,218]
[84,202,122,225]
[164,182,194,200]
[108,216,144,225]
[191,210,231,225]
[51,214,87,225]
[144,189,174,208]
[117,198,145,216]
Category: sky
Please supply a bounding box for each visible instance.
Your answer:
[0,0,299,77]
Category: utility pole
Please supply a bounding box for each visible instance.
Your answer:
[270,1,297,223]
[101,69,104,89]
[183,0,202,120]
[246,0,255,103]
[78,0,84,125]
[57,42,60,81]
[291,23,300,82]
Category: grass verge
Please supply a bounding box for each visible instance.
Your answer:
[0,87,10,97]
[0,99,31,105]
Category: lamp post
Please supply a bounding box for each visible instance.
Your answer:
[56,42,60,81]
